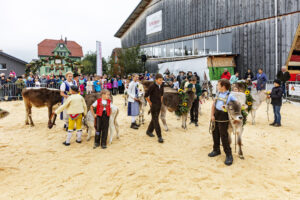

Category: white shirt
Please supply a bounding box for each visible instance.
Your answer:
[92,99,112,111]
[127,81,138,102]
[60,80,77,92]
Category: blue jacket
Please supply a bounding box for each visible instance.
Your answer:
[93,80,101,92]
[253,73,267,91]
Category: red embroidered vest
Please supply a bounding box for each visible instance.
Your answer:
[96,98,111,117]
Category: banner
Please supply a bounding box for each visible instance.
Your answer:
[96,41,102,76]
[289,84,300,96]
[146,10,162,35]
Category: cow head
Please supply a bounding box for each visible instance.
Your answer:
[223,101,243,124]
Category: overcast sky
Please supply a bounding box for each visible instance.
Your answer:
[0,0,141,62]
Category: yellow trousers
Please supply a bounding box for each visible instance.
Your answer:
[68,114,82,131]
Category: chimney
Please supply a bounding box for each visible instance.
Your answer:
[65,37,67,44]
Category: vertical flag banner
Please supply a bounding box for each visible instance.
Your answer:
[96,41,102,76]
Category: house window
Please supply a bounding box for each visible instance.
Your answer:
[194,38,204,55]
[183,40,193,56]
[174,42,183,56]
[205,35,217,53]
[160,45,166,57]
[219,33,232,53]
[0,63,7,70]
[166,43,174,57]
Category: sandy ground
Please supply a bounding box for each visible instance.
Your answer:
[0,95,300,200]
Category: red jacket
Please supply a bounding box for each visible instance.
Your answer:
[96,98,111,117]
[221,72,231,80]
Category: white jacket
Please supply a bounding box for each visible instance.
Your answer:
[127,81,138,102]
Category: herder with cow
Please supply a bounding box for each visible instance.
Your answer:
[60,71,78,130]
[208,79,237,166]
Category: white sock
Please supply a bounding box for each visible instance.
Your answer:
[76,130,82,142]
[66,131,72,143]
[131,116,136,123]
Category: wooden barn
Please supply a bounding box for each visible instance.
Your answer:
[115,0,300,80]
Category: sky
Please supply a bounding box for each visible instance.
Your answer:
[0,0,141,62]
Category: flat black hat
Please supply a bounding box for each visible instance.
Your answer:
[70,85,79,92]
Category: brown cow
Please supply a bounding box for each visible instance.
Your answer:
[22,88,61,127]
[142,80,195,130]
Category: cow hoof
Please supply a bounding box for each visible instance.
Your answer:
[239,155,245,159]
[30,124,34,127]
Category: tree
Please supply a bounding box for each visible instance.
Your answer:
[118,46,143,75]
[81,52,96,75]
[81,52,109,75]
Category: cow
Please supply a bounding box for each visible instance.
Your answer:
[250,90,268,125]
[0,108,9,119]
[83,93,119,144]
[22,88,61,128]
[223,92,247,159]
[201,80,213,99]
[142,80,195,130]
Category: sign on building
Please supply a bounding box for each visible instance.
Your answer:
[146,10,162,35]
[289,83,300,96]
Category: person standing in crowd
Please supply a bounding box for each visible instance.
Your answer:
[112,78,118,95]
[194,72,200,84]
[118,77,123,94]
[47,75,56,88]
[244,69,254,80]
[177,71,185,86]
[93,76,102,93]
[15,76,25,100]
[276,66,291,98]
[149,74,154,81]
[230,72,239,84]
[172,78,179,90]
[269,79,283,127]
[86,77,94,94]
[40,74,48,87]
[220,68,231,80]
[107,79,112,93]
[0,75,6,101]
[145,73,164,143]
[188,76,202,127]
[253,68,268,91]
[60,71,77,130]
[127,74,140,129]
[79,75,85,95]
[90,89,112,149]
[208,79,237,166]
[34,78,41,87]
[55,85,87,146]
[58,70,65,80]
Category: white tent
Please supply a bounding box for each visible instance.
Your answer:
[158,57,210,81]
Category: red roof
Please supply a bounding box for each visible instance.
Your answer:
[38,39,83,57]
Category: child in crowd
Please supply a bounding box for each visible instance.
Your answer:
[79,76,85,95]
[55,85,87,146]
[86,77,94,94]
[90,89,112,149]
[34,78,40,88]
[118,78,124,94]
[112,78,118,95]
[93,76,102,93]
[107,79,112,93]
[269,79,283,127]
[103,79,108,90]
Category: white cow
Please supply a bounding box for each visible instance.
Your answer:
[250,90,268,125]
[85,104,119,144]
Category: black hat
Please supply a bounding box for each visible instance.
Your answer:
[73,73,79,78]
[274,79,281,85]
[17,76,22,79]
[70,85,79,92]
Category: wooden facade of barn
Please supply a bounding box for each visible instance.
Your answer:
[115,0,300,80]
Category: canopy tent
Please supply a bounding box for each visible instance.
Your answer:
[158,57,210,81]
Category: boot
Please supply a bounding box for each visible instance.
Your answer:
[269,122,276,126]
[158,137,164,143]
[225,154,233,166]
[146,131,155,137]
[134,121,140,127]
[208,150,221,157]
[130,123,138,129]
[94,134,100,149]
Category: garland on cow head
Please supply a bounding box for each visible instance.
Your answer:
[175,89,189,116]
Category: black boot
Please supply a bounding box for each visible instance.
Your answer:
[158,137,164,143]
[101,143,107,149]
[208,150,221,157]
[130,123,139,129]
[134,122,140,127]
[225,154,233,166]
[269,122,276,126]
[93,134,100,149]
[146,131,155,137]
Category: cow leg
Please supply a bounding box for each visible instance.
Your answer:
[198,103,202,116]
[181,114,187,129]
[251,110,256,125]
[25,102,34,126]
[237,128,244,159]
[115,108,119,139]
[47,106,52,127]
[24,101,30,125]
[160,104,168,131]
[109,117,114,145]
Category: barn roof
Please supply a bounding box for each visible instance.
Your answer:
[0,51,27,65]
[114,0,151,38]
[38,39,83,57]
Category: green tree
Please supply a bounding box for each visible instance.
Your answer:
[82,52,96,75]
[118,46,143,75]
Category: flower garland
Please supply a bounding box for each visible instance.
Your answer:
[245,90,254,112]
[175,89,189,116]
